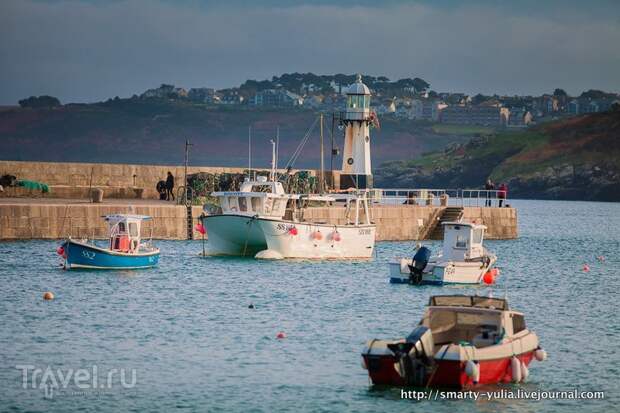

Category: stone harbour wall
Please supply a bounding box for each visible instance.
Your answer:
[0,203,205,240]
[301,205,518,241]
[0,160,274,199]
[0,203,517,241]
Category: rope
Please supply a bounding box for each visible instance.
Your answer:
[242,216,257,257]
[283,116,319,171]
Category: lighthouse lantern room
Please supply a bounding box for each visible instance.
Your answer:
[340,74,373,190]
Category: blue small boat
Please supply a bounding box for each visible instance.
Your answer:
[58,214,160,270]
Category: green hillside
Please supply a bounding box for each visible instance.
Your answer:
[375,110,620,201]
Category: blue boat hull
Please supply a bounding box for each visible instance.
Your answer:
[62,240,160,270]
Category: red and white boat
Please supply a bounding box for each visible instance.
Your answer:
[361,295,547,388]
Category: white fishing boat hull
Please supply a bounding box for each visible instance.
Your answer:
[255,219,376,259]
[202,214,268,256]
[389,256,496,285]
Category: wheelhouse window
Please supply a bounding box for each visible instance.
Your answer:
[455,235,467,248]
[238,197,248,212]
[512,314,526,333]
[473,229,483,244]
[128,222,138,237]
[251,197,262,213]
[264,198,273,214]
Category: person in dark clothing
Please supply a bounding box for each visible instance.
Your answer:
[166,171,175,201]
[156,180,167,200]
[484,179,495,207]
[498,183,508,207]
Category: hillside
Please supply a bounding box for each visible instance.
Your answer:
[0,99,471,169]
[375,111,620,201]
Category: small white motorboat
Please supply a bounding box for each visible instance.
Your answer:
[389,221,497,285]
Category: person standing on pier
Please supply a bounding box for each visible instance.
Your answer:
[498,182,508,207]
[166,171,175,201]
[485,179,495,207]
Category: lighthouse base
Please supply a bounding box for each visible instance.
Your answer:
[340,174,373,190]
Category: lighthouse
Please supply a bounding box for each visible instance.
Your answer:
[340,74,373,190]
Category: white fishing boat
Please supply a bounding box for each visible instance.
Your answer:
[389,221,497,285]
[200,175,296,256]
[254,192,376,259]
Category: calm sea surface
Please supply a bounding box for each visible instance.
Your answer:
[1,200,619,412]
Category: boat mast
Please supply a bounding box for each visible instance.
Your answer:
[319,113,325,194]
[270,139,277,182]
[248,125,252,180]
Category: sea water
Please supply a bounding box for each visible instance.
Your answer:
[0,200,618,412]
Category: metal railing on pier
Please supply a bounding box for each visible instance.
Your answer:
[370,188,507,207]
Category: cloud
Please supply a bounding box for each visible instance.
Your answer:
[0,0,619,103]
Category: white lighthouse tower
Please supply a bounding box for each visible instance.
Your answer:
[340,74,373,190]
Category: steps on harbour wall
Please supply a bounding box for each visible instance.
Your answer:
[427,207,464,240]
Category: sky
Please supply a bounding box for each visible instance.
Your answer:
[1,0,619,104]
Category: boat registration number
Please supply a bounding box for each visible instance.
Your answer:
[358,229,372,235]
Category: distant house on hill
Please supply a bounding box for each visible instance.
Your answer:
[188,87,217,103]
[303,95,324,108]
[250,89,303,107]
[141,84,187,100]
[219,89,243,105]
[507,108,533,128]
[441,104,509,126]
[567,97,615,115]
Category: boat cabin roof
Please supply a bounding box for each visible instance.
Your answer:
[103,214,152,223]
[428,295,508,311]
[442,221,486,230]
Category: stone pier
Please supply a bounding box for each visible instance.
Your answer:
[0,200,517,241]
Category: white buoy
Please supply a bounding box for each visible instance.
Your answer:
[511,357,522,383]
[465,360,480,384]
[465,360,476,377]
[521,361,529,382]
[534,348,548,362]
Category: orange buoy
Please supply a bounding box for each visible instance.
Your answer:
[288,227,298,236]
[312,231,323,241]
[43,291,54,300]
[482,269,497,285]
[583,264,590,272]
[331,232,341,242]
[276,331,286,339]
[56,246,64,256]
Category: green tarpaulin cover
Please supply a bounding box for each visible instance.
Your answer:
[17,180,50,193]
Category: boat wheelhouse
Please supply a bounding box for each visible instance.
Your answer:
[362,295,547,388]
[389,221,497,285]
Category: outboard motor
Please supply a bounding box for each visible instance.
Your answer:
[388,326,435,386]
[408,246,431,284]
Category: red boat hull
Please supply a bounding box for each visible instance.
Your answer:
[363,351,535,388]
